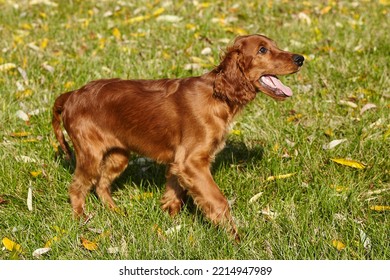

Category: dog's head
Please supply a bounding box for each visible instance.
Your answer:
[214,34,304,103]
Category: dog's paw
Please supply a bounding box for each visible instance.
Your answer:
[161,198,183,217]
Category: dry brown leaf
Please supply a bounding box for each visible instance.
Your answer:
[260,206,278,220]
[339,100,358,108]
[15,110,29,122]
[32,247,51,258]
[266,173,296,181]
[27,184,33,211]
[165,225,182,235]
[249,192,263,203]
[360,103,377,115]
[322,139,347,150]
[0,196,8,204]
[358,228,371,252]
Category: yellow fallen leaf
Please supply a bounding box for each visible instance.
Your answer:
[51,140,59,152]
[40,38,49,50]
[30,171,42,177]
[224,26,247,35]
[330,185,349,192]
[186,23,196,30]
[190,56,205,64]
[82,19,90,28]
[21,23,33,30]
[230,129,241,136]
[44,226,67,247]
[22,138,40,143]
[384,128,390,139]
[330,158,366,169]
[15,89,34,99]
[98,230,111,240]
[130,192,153,200]
[44,236,59,248]
[112,27,121,40]
[10,132,31,137]
[332,240,346,251]
[2,237,23,253]
[113,207,125,216]
[287,113,303,122]
[127,15,149,24]
[64,81,74,89]
[152,7,165,17]
[52,226,67,234]
[153,224,166,239]
[320,6,332,15]
[197,2,211,8]
[130,32,146,37]
[81,237,98,251]
[370,205,390,211]
[266,172,296,181]
[98,37,106,49]
[188,234,195,245]
[324,128,334,137]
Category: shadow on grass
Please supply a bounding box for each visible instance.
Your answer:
[57,139,264,199]
[116,139,264,191]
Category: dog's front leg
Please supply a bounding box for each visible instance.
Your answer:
[161,170,187,216]
[172,158,240,242]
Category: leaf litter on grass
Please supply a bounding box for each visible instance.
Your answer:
[0,0,389,260]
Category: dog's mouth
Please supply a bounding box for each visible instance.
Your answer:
[257,75,293,100]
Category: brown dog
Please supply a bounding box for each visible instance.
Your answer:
[52,34,304,241]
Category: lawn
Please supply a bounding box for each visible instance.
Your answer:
[0,0,389,260]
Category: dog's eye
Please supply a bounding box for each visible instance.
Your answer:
[258,47,268,54]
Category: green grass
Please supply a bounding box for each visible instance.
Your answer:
[0,0,389,260]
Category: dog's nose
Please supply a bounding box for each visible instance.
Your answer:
[292,54,304,66]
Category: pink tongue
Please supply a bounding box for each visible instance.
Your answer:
[262,75,293,97]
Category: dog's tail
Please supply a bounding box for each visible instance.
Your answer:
[52,91,73,160]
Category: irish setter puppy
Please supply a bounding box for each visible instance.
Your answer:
[52,34,304,241]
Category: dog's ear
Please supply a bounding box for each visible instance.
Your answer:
[214,47,256,105]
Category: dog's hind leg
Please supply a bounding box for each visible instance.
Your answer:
[95,148,129,211]
[69,158,100,217]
